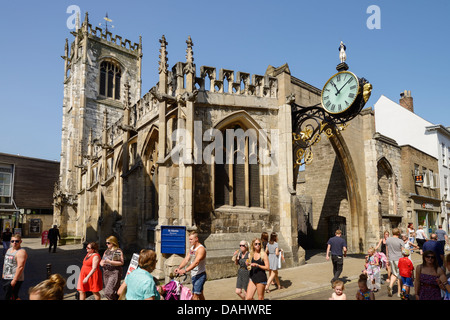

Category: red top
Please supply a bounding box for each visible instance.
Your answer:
[398,257,414,278]
[77,253,103,292]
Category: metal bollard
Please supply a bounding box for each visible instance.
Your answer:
[46,263,52,279]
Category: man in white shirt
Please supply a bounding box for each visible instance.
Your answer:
[175,231,207,300]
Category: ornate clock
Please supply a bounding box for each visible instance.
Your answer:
[321,71,360,115]
[290,41,372,171]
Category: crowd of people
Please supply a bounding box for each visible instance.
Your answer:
[0,231,127,300]
[0,224,448,301]
[328,225,450,300]
[232,231,285,300]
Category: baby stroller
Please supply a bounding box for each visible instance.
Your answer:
[162,273,193,300]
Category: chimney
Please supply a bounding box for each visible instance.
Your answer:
[399,90,414,113]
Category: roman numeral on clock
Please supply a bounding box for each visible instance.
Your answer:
[348,93,355,98]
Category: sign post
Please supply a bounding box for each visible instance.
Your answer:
[125,253,140,280]
[161,226,186,255]
[41,230,49,246]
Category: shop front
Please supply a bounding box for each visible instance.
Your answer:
[413,199,441,238]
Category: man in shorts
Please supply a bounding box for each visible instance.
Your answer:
[175,231,207,300]
[386,228,404,297]
[2,234,28,300]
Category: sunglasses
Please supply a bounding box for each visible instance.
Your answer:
[254,243,261,246]
[11,240,20,243]
[106,242,111,244]
[425,255,435,259]
[240,244,246,247]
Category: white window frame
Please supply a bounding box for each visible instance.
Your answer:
[0,164,14,205]
[423,167,430,187]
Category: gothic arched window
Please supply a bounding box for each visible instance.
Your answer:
[215,124,261,208]
[99,60,121,100]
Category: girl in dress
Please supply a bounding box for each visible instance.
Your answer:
[363,247,381,292]
[265,232,284,293]
[77,242,103,300]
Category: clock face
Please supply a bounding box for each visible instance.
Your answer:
[321,71,360,114]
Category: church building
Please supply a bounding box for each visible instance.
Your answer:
[53,13,391,280]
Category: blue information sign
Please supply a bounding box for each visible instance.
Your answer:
[161,226,186,254]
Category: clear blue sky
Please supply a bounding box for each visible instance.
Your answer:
[1,0,449,161]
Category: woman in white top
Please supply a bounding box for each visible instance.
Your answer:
[415,225,427,254]
[407,223,415,244]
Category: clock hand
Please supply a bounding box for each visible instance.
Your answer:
[335,78,352,96]
[330,81,339,93]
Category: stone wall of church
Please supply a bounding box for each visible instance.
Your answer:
[58,28,397,279]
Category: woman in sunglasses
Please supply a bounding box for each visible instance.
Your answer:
[245,238,270,300]
[77,242,103,300]
[415,250,447,300]
[100,236,124,300]
[233,240,250,300]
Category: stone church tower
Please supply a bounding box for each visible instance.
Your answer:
[55,13,142,234]
[54,16,388,281]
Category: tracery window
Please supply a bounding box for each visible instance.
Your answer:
[99,60,121,100]
[215,124,260,208]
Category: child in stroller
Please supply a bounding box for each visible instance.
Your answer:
[161,272,193,300]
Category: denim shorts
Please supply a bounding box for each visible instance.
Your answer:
[400,276,414,287]
[191,272,207,294]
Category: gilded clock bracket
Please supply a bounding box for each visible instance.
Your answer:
[291,42,372,182]
[290,78,371,169]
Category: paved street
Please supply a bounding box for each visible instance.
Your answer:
[281,273,416,300]
[0,237,444,301]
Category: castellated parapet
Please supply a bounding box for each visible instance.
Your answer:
[90,48,279,160]
[56,32,310,282]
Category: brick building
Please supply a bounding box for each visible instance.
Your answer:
[400,145,441,236]
[0,153,59,237]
